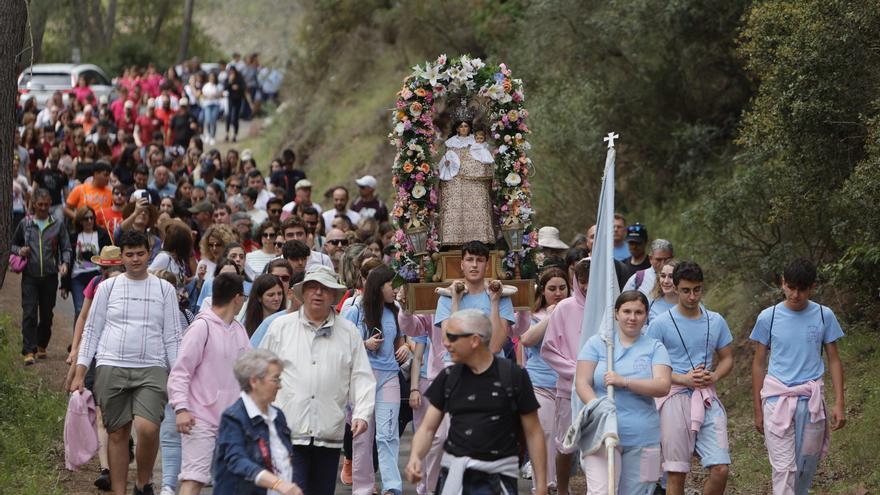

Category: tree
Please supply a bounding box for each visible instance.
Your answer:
[0,0,28,288]
[177,0,195,63]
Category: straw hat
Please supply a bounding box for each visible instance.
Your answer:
[537,226,569,250]
[292,265,346,303]
[91,245,123,266]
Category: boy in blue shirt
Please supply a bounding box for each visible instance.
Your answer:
[646,261,734,495]
[750,258,846,494]
[434,241,515,355]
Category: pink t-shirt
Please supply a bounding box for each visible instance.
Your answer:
[83,274,103,299]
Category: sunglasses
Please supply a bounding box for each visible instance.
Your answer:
[262,232,277,238]
[269,209,281,214]
[83,216,95,221]
[445,331,475,342]
[228,184,241,189]
[274,274,290,283]
[328,239,348,246]
[273,242,284,248]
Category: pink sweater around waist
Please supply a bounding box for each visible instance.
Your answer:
[760,375,825,437]
[656,384,719,432]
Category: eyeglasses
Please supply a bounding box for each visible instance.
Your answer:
[262,232,277,238]
[83,216,95,221]
[328,239,348,246]
[274,274,290,283]
[273,242,284,248]
[228,184,241,189]
[445,331,475,342]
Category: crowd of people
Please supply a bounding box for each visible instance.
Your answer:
[12,60,848,495]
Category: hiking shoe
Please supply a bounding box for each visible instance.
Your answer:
[36,347,48,359]
[94,469,111,491]
[340,457,353,485]
[133,482,154,495]
[23,353,35,365]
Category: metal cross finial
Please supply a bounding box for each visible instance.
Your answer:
[603,132,619,149]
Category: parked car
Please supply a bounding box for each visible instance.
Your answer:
[17,63,114,109]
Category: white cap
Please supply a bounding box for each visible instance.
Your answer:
[537,226,569,250]
[295,179,312,190]
[241,149,253,161]
[124,100,134,109]
[98,95,109,105]
[147,98,156,108]
[178,97,189,106]
[355,175,377,189]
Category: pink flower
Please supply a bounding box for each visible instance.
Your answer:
[429,188,438,204]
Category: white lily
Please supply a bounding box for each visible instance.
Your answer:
[395,122,405,135]
[424,64,446,86]
[484,83,505,101]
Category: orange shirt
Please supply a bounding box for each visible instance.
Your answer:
[66,182,113,231]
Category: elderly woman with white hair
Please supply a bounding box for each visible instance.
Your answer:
[212,349,303,495]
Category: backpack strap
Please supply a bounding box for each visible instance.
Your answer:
[442,364,464,410]
[635,269,646,288]
[496,357,519,414]
[768,303,777,351]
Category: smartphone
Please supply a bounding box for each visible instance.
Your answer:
[369,327,383,339]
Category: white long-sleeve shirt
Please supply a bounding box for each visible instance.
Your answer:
[259,309,375,448]
[77,274,182,369]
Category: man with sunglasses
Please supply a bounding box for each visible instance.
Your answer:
[647,261,734,495]
[323,228,349,272]
[405,309,547,494]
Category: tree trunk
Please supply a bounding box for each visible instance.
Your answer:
[176,0,195,64]
[150,0,171,44]
[28,0,53,63]
[104,0,117,45]
[0,0,29,287]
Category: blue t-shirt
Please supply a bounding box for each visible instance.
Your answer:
[648,297,675,325]
[646,306,733,375]
[413,335,429,379]
[578,332,671,447]
[613,244,631,262]
[250,309,286,347]
[434,291,515,328]
[525,315,558,388]
[749,301,844,387]
[343,304,400,373]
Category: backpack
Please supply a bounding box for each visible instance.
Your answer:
[442,357,525,447]
[635,268,647,289]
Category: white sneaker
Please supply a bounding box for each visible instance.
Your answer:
[520,460,533,480]
[159,486,175,495]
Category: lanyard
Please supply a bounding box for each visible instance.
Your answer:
[258,437,275,473]
[668,308,711,370]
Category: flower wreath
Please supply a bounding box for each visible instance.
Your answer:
[389,54,537,281]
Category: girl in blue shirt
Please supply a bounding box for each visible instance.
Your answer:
[575,290,672,495]
[518,267,570,494]
[343,265,404,495]
[648,259,678,324]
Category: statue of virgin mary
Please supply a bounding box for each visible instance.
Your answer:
[437,115,495,247]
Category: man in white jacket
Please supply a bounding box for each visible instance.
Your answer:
[259,265,376,494]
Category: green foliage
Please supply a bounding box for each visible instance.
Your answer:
[695,0,880,303]
[0,315,66,493]
[39,0,221,74]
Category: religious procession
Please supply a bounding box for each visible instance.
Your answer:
[5,2,874,495]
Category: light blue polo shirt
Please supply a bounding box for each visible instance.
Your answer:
[749,301,843,387]
[434,291,515,328]
[647,306,733,375]
[525,316,558,388]
[579,332,671,447]
[648,297,675,325]
[343,304,400,374]
[250,309,286,347]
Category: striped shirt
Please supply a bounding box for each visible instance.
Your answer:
[77,274,182,369]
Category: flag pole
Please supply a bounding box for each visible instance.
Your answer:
[603,133,619,495]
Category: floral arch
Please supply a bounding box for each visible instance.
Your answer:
[389,54,537,281]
